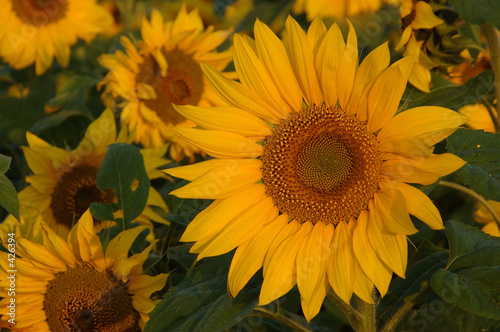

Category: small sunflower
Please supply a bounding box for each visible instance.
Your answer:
[0,0,112,75]
[98,6,233,161]
[458,103,497,133]
[18,108,170,238]
[396,0,444,92]
[474,200,500,237]
[0,210,168,331]
[164,17,467,320]
[292,0,400,21]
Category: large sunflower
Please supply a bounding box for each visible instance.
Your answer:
[18,108,170,238]
[98,6,233,162]
[0,0,112,75]
[0,210,168,331]
[164,17,467,320]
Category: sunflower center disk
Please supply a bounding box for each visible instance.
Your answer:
[261,105,382,225]
[136,48,204,126]
[297,135,354,192]
[11,0,68,26]
[51,165,114,229]
[44,266,140,332]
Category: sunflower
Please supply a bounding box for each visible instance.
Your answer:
[0,210,168,331]
[98,6,233,162]
[458,103,497,133]
[18,108,170,238]
[164,17,467,320]
[0,0,112,75]
[474,200,500,237]
[292,0,400,21]
[396,0,444,92]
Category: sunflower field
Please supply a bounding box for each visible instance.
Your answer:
[0,0,500,331]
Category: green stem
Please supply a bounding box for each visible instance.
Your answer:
[380,287,432,332]
[438,180,500,230]
[354,295,377,332]
[479,96,500,133]
[482,22,500,132]
[326,290,361,329]
[252,307,312,332]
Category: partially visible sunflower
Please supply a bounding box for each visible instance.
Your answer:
[474,200,500,237]
[164,17,467,320]
[0,206,43,244]
[292,0,400,21]
[0,0,112,75]
[98,5,233,161]
[18,108,170,238]
[458,103,497,133]
[0,210,168,331]
[396,0,443,92]
[447,50,491,85]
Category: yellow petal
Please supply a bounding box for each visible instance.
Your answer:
[254,19,303,111]
[378,106,467,149]
[105,225,149,264]
[384,180,444,230]
[260,221,313,305]
[336,21,358,109]
[173,105,271,137]
[306,16,327,51]
[181,185,266,242]
[327,221,355,304]
[170,159,262,199]
[198,197,278,259]
[352,261,375,304]
[263,218,300,274]
[233,33,291,117]
[366,57,413,132]
[382,153,466,185]
[352,210,392,297]
[372,188,418,235]
[171,128,263,159]
[128,273,169,298]
[368,200,408,277]
[296,223,334,320]
[301,276,330,322]
[413,2,444,29]
[41,226,76,268]
[286,16,323,106]
[165,158,257,181]
[315,23,344,107]
[346,42,390,114]
[228,214,288,297]
[17,239,67,271]
[201,62,281,123]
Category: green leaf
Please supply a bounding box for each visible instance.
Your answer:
[94,143,150,229]
[378,242,448,325]
[165,180,212,226]
[445,220,500,263]
[429,220,500,320]
[0,154,11,173]
[145,253,260,332]
[0,174,19,220]
[403,71,495,111]
[448,0,500,31]
[446,129,500,201]
[431,268,500,319]
[30,109,89,132]
[47,75,99,108]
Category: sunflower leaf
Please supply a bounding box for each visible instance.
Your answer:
[47,75,99,108]
[402,71,494,111]
[0,173,19,221]
[145,252,260,332]
[448,0,500,30]
[94,143,150,229]
[428,220,500,320]
[446,129,500,201]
